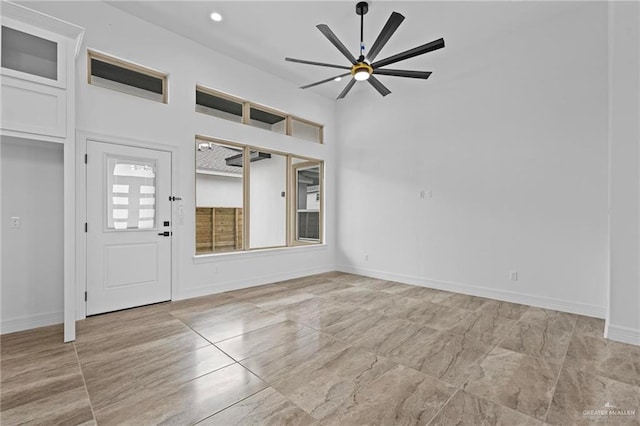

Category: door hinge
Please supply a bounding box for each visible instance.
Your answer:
[84,154,88,164]
[84,291,87,302]
[85,223,88,232]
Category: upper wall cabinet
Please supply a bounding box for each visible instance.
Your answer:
[1,2,84,141]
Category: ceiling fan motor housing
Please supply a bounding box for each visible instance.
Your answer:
[356,2,369,16]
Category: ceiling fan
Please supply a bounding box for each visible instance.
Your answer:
[285,2,445,99]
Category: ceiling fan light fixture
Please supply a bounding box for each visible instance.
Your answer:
[351,62,372,81]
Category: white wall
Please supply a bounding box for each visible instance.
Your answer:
[3,1,336,331]
[250,155,287,248]
[607,2,640,345]
[336,2,609,317]
[196,174,242,208]
[1,137,64,332]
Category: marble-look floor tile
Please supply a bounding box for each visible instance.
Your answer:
[83,344,234,411]
[564,332,639,386]
[77,326,210,376]
[546,366,640,426]
[322,286,388,307]
[428,390,544,426]
[76,303,171,339]
[272,347,397,423]
[169,293,238,317]
[518,307,577,333]
[284,300,373,334]
[1,371,86,413]
[400,331,493,386]
[440,293,491,311]
[277,274,333,289]
[360,293,423,317]
[188,308,286,344]
[498,322,572,363]
[75,318,201,360]
[216,320,315,361]
[395,301,474,330]
[476,300,530,320]
[326,273,371,285]
[95,363,267,425]
[573,315,606,339]
[0,324,66,358]
[240,332,350,384]
[383,285,454,303]
[464,347,561,420]
[355,319,438,361]
[323,309,391,342]
[225,283,288,301]
[198,387,319,425]
[284,280,352,295]
[83,345,234,409]
[0,385,94,426]
[346,277,392,290]
[322,364,456,426]
[1,343,79,386]
[447,312,516,345]
[249,291,317,313]
[170,301,259,327]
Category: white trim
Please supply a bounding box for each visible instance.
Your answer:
[1,312,63,335]
[177,265,334,300]
[606,324,640,346]
[196,169,242,178]
[193,243,327,263]
[337,265,606,319]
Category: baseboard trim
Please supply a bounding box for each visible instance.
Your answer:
[0,312,63,335]
[177,265,335,301]
[337,265,606,319]
[606,324,640,346]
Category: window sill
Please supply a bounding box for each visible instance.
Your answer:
[192,243,327,264]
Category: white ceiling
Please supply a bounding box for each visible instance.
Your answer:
[107,1,577,100]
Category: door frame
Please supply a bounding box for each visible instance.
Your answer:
[71,131,180,339]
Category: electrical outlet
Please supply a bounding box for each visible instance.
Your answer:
[364,254,369,261]
[509,271,518,281]
[11,217,20,228]
[427,190,433,198]
[419,190,425,199]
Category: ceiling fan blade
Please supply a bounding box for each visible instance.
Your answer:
[366,12,405,62]
[317,24,358,65]
[373,69,432,79]
[372,38,445,69]
[285,57,351,70]
[337,78,357,99]
[300,73,351,89]
[368,75,391,97]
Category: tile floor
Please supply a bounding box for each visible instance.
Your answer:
[2,272,640,425]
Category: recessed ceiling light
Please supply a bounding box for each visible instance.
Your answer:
[210,12,222,22]
[334,77,342,82]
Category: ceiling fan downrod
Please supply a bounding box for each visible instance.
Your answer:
[356,1,368,61]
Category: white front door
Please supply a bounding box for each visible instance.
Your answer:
[86,140,172,315]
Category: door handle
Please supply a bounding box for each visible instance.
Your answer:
[158,231,171,237]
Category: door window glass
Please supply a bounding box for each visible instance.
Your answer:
[107,157,157,230]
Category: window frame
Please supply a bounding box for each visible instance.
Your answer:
[87,49,168,104]
[289,159,324,246]
[195,84,324,144]
[194,135,324,256]
[195,84,245,122]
